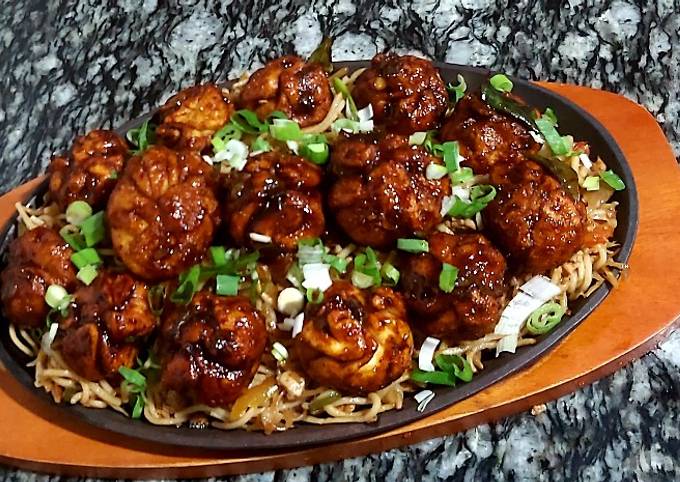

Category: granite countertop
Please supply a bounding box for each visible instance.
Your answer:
[1,1,679,481]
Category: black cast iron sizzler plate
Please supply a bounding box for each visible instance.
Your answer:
[0,61,638,451]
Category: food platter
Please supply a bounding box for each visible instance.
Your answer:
[0,61,638,451]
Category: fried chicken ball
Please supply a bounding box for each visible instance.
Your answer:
[239,55,333,127]
[483,159,587,274]
[400,232,507,343]
[224,151,325,251]
[155,84,234,152]
[353,53,448,135]
[107,145,220,281]
[440,93,538,174]
[48,129,128,210]
[56,271,158,381]
[158,292,267,407]
[295,281,413,395]
[328,133,450,247]
[1,227,77,329]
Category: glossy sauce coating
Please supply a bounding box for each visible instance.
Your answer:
[295,281,413,395]
[107,145,220,281]
[0,227,78,329]
[239,56,333,127]
[155,84,234,152]
[48,129,128,210]
[158,292,267,407]
[56,271,157,381]
[224,151,325,251]
[353,54,448,135]
[483,159,587,274]
[400,232,507,344]
[329,133,450,247]
[440,93,538,174]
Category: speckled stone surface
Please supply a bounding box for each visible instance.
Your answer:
[1,1,679,481]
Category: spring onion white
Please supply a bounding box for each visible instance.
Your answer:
[277,287,305,317]
[271,342,289,363]
[426,163,448,180]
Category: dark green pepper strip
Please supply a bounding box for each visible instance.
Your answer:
[528,153,581,201]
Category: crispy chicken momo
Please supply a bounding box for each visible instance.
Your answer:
[107,145,220,281]
[440,93,539,174]
[155,84,234,152]
[353,53,448,135]
[238,55,333,127]
[56,271,157,381]
[483,159,587,274]
[0,227,77,329]
[158,292,267,407]
[48,129,128,210]
[224,151,325,251]
[295,281,414,395]
[401,232,507,344]
[329,133,450,247]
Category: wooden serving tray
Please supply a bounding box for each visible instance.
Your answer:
[0,83,679,478]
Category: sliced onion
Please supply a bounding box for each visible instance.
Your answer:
[418,336,440,372]
[301,263,332,292]
[291,312,305,338]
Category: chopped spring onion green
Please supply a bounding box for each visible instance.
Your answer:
[441,141,460,172]
[426,163,448,180]
[270,118,303,141]
[410,368,456,386]
[271,342,289,363]
[126,119,155,154]
[71,248,102,269]
[526,302,565,335]
[306,288,324,304]
[438,263,459,294]
[118,365,147,419]
[216,274,240,296]
[230,109,269,134]
[119,365,146,388]
[210,246,228,266]
[599,169,626,191]
[80,211,106,247]
[450,166,474,185]
[381,262,400,287]
[309,389,341,414]
[446,74,467,103]
[170,264,201,305]
[352,247,382,287]
[543,107,558,126]
[409,131,427,145]
[300,142,329,165]
[250,135,272,154]
[397,238,429,253]
[535,117,569,156]
[322,254,349,274]
[332,77,358,120]
[212,124,242,152]
[489,73,513,93]
[76,265,99,285]
[45,284,71,311]
[583,176,600,191]
[109,170,119,180]
[59,226,85,251]
[447,185,497,218]
[434,354,473,382]
[351,270,375,289]
[65,201,93,226]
